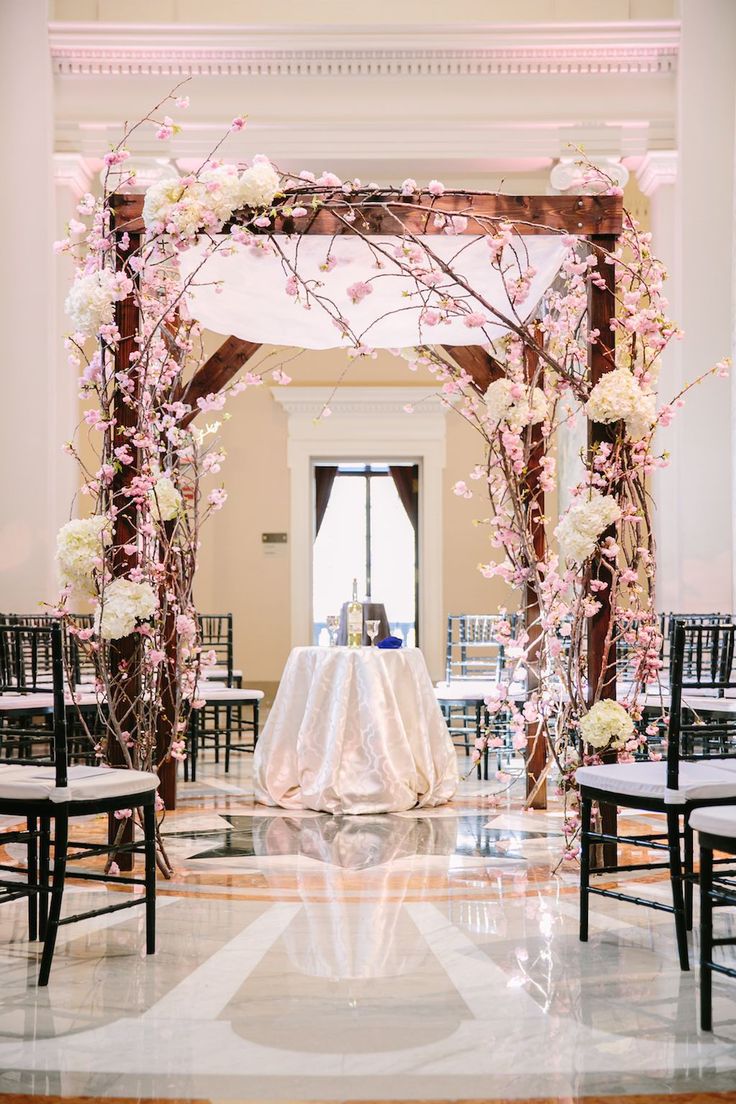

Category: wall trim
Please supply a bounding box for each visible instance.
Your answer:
[49,21,680,79]
[272,386,448,679]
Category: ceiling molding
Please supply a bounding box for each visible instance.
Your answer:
[55,117,674,166]
[49,21,680,80]
[52,152,95,197]
[636,149,677,195]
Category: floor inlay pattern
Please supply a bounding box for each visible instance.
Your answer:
[0,754,735,1101]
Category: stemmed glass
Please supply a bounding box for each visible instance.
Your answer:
[366,619,380,646]
[326,614,340,647]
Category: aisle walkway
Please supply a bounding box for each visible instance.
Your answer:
[0,753,734,1102]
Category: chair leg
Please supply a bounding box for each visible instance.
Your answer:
[190,713,198,783]
[684,820,694,931]
[253,700,260,748]
[39,817,50,940]
[700,841,713,1031]
[143,802,156,956]
[26,817,38,942]
[213,705,220,764]
[667,809,690,971]
[579,796,592,942]
[38,812,69,987]
[224,705,232,774]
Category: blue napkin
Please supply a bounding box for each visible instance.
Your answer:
[377,635,402,650]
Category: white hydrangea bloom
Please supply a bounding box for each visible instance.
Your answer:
[554,491,621,564]
[142,178,185,230]
[96,579,158,640]
[585,367,656,441]
[483,378,548,432]
[579,699,634,749]
[143,164,253,241]
[239,161,281,208]
[56,516,110,597]
[150,475,183,522]
[65,269,130,338]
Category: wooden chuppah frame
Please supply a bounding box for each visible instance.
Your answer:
[110,191,622,848]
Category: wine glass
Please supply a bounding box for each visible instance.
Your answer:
[366,619,380,646]
[326,614,340,647]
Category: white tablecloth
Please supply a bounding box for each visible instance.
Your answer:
[254,646,458,814]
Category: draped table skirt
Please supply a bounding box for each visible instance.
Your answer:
[254,646,458,814]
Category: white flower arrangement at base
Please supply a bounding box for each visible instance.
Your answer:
[585,366,657,441]
[554,491,621,564]
[150,475,183,522]
[56,516,110,597]
[483,377,548,433]
[96,579,158,640]
[579,699,634,749]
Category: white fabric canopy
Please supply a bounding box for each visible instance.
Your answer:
[180,234,567,350]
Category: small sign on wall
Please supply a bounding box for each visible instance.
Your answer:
[262,532,288,557]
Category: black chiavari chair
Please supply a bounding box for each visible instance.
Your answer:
[185,613,262,781]
[0,621,159,985]
[577,621,736,972]
[689,804,736,1030]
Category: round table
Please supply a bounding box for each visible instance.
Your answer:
[254,646,458,814]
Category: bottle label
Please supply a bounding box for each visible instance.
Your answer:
[347,603,363,646]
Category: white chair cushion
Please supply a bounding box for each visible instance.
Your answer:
[434,680,526,702]
[575,760,736,805]
[690,805,736,839]
[200,688,263,703]
[0,764,159,804]
[201,667,243,680]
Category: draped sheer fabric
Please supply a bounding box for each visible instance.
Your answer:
[180,234,567,349]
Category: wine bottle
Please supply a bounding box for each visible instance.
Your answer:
[347,578,363,647]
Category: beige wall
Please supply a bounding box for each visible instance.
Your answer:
[195,347,511,683]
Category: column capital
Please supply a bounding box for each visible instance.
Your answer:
[549,156,629,194]
[53,153,95,199]
[636,150,677,197]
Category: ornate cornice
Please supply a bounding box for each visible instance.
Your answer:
[49,21,680,79]
[636,149,677,196]
[52,152,95,198]
[272,386,447,421]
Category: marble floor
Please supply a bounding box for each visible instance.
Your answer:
[0,752,735,1104]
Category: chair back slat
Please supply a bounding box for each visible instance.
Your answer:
[668,621,736,793]
[445,614,517,683]
[197,613,233,686]
[0,622,68,786]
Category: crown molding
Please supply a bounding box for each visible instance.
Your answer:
[636,149,677,195]
[271,386,447,422]
[49,21,680,79]
[55,117,674,166]
[52,152,95,197]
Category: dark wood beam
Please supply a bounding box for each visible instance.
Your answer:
[179,336,262,427]
[110,192,622,238]
[587,233,619,868]
[441,345,504,394]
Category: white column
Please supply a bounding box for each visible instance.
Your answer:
[666,0,736,613]
[53,155,94,539]
[636,152,679,611]
[0,1,56,610]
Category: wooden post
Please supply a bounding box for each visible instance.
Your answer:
[523,341,547,808]
[587,233,619,867]
[107,204,143,868]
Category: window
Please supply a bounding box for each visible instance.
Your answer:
[312,463,418,645]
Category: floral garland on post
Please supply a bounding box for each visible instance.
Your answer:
[53,90,727,871]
